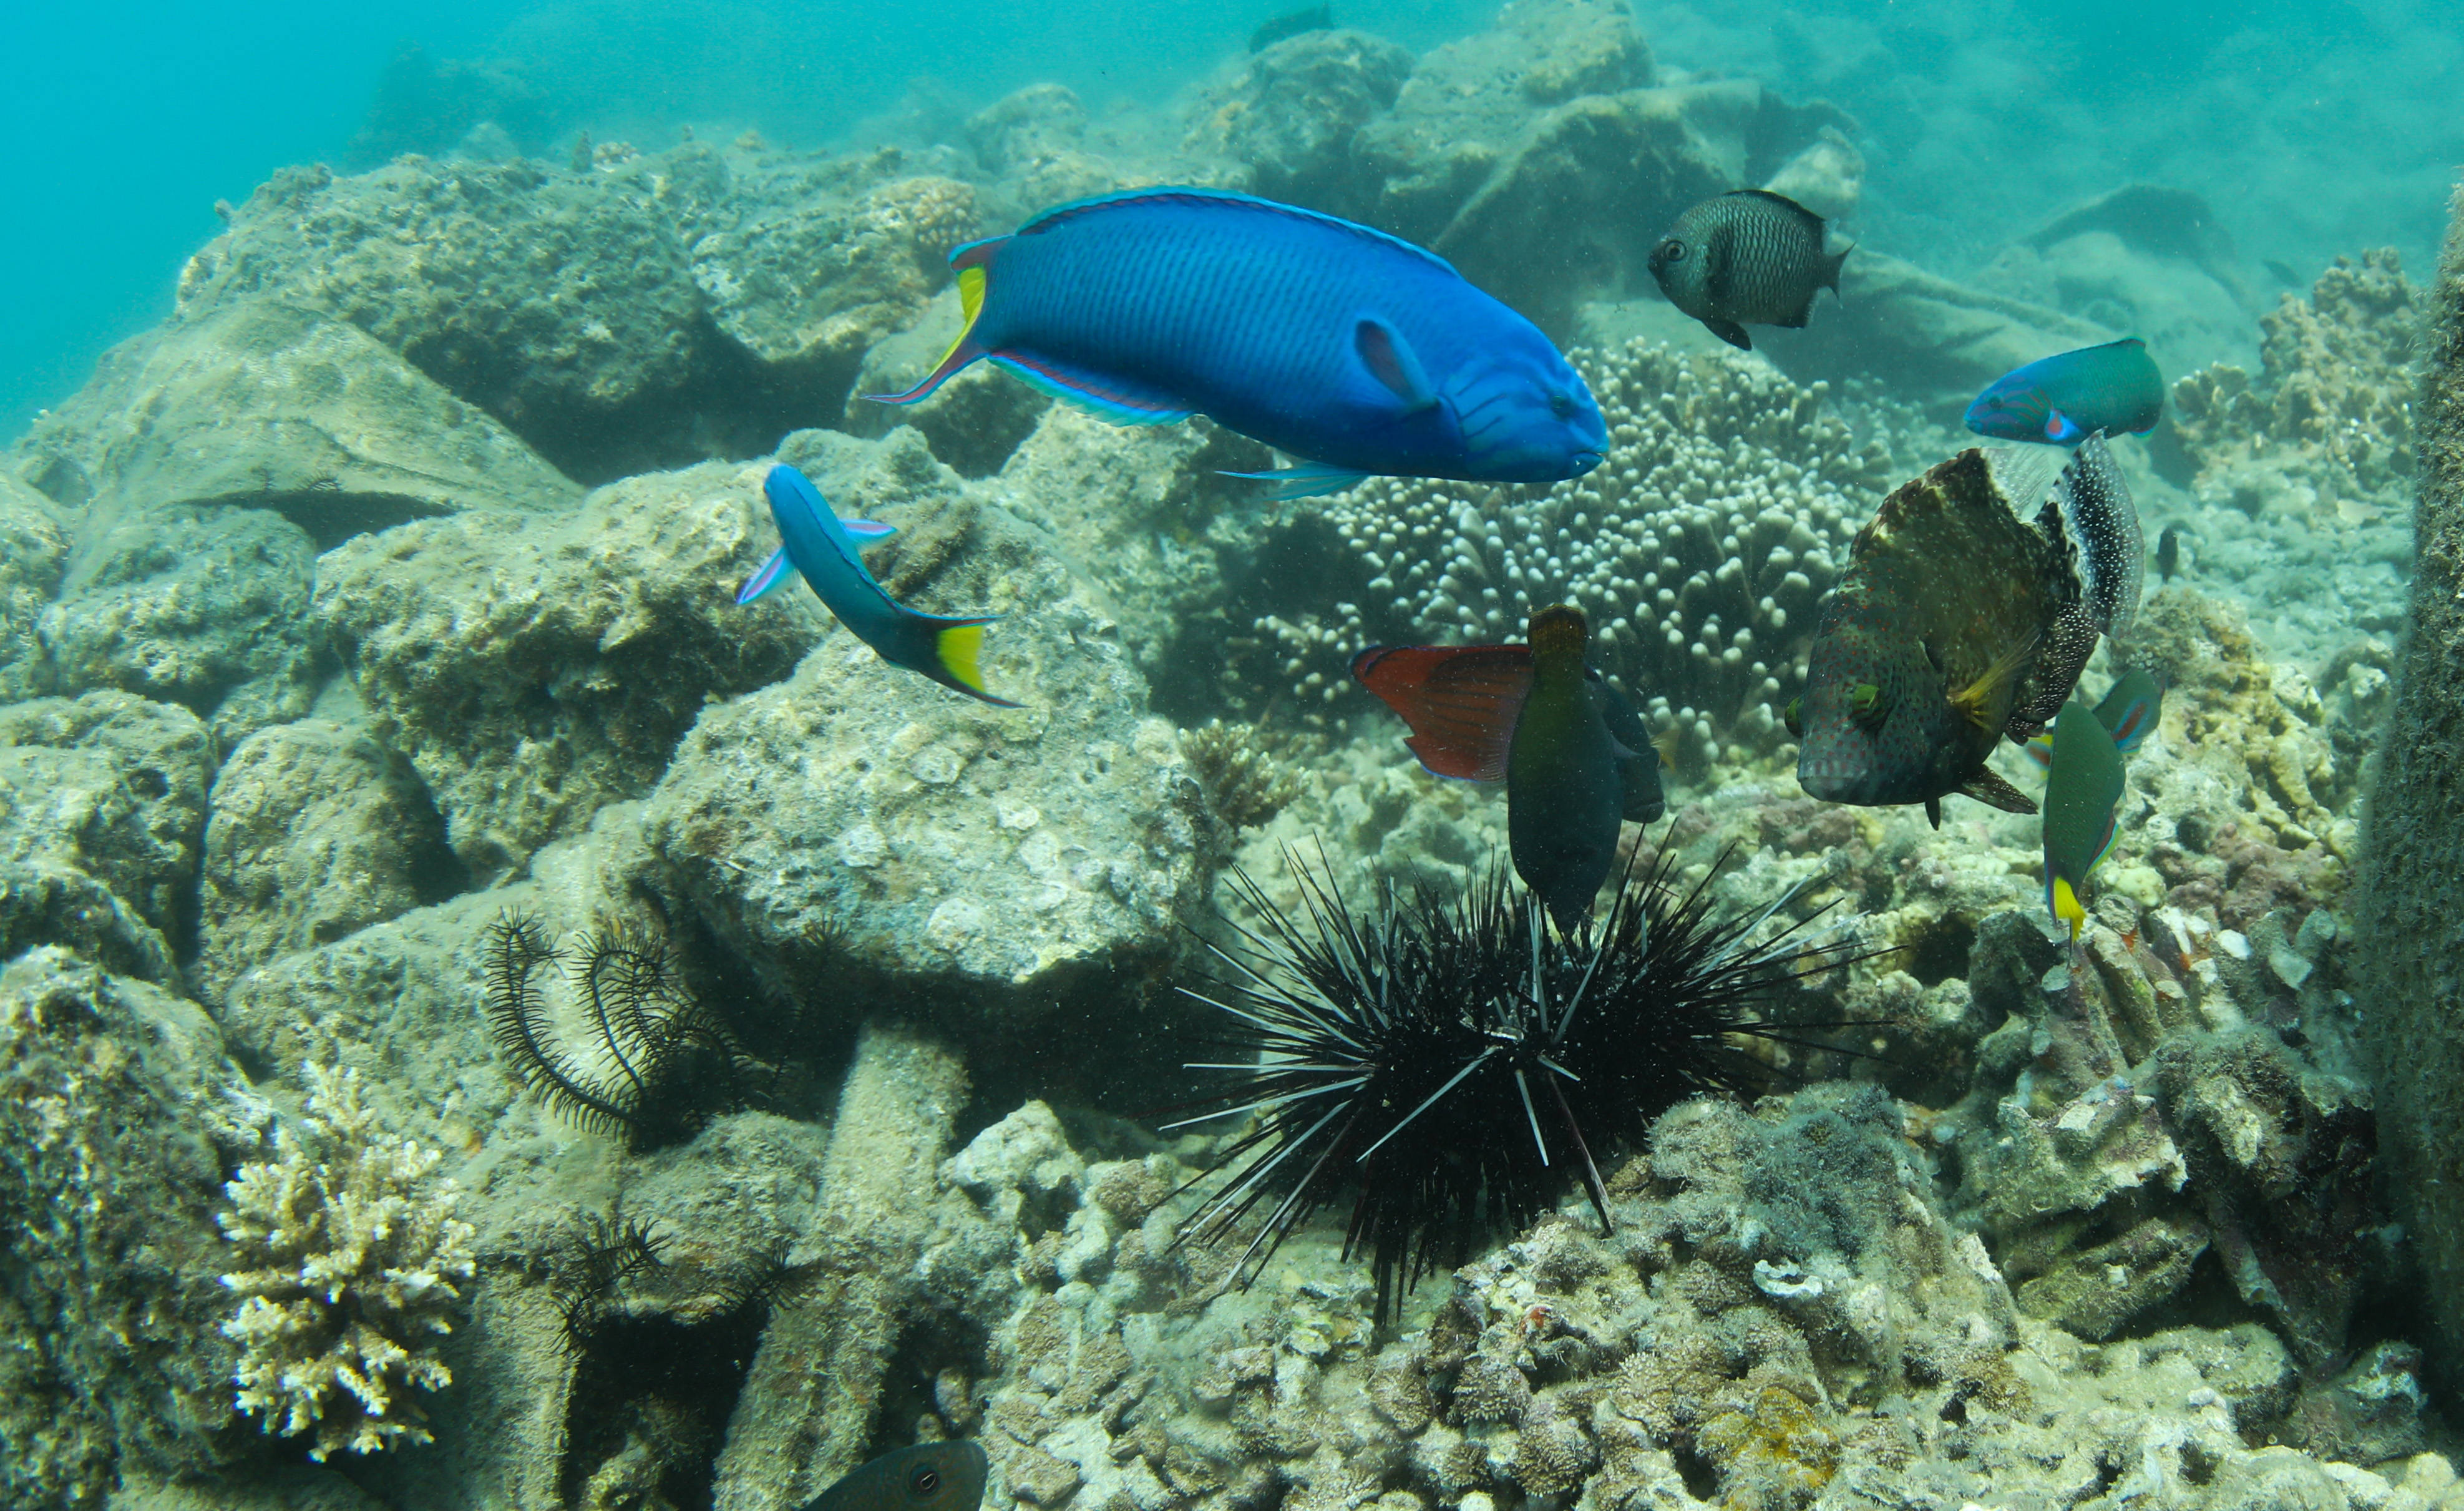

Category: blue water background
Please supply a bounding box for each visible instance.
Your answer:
[5,0,2457,438]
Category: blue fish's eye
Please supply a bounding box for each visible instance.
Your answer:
[910,1469,942,1496]
[1986,396,2005,410]
[1549,393,1576,419]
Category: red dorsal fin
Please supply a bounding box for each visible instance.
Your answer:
[1351,644,1535,781]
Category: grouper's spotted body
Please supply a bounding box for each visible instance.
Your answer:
[1796,438,2142,826]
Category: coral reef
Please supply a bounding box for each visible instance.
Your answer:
[316,459,825,881]
[196,715,464,1004]
[0,947,255,1507]
[0,473,69,700]
[1178,720,1302,834]
[2171,250,2424,521]
[2357,185,2464,1389]
[1285,340,1887,756]
[217,1061,478,1460]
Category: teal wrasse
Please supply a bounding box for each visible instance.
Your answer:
[1965,338,2165,446]
[1353,605,1662,932]
[1794,438,2143,826]
[739,464,1018,707]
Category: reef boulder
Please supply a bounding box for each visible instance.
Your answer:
[645,434,1212,1024]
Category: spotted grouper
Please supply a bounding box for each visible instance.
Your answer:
[871,187,1608,498]
[1794,436,2143,826]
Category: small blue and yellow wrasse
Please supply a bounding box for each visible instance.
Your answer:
[869,187,1608,499]
[739,464,1018,707]
[1966,338,2165,446]
[2041,699,2130,942]
[2024,667,2162,770]
[794,1440,987,1511]
[1352,605,1661,934]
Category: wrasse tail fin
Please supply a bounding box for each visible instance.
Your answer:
[917,617,1022,708]
[866,246,1002,405]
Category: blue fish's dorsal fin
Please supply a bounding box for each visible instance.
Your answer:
[1354,315,1439,411]
[1009,185,1464,279]
[987,351,1194,424]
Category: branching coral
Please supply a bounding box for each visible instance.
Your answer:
[1180,719,1303,833]
[216,1061,475,1460]
[2169,250,2423,519]
[1263,341,1890,757]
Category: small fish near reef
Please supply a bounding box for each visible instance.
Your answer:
[1353,604,1663,933]
[739,464,1019,707]
[2023,666,2160,771]
[2156,523,2188,581]
[1249,2,1331,51]
[1795,436,2144,827]
[1965,338,2165,446]
[2040,702,2127,942]
[869,187,1609,499]
[796,1440,988,1511]
[1647,189,1851,352]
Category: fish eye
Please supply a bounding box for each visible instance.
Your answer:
[910,1469,942,1496]
[1985,396,2004,409]
[1659,239,1686,261]
[1548,393,1576,419]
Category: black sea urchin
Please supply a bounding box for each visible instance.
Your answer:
[1173,849,1860,1326]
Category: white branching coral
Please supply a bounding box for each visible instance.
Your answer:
[216,1061,476,1460]
[1260,340,1891,757]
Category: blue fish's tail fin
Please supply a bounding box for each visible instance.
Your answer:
[890,611,1021,707]
[867,239,1005,406]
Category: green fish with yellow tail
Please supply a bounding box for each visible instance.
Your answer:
[2041,700,2129,942]
[1794,436,2143,826]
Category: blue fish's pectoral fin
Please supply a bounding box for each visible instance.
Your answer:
[986,350,1194,426]
[738,547,796,605]
[1219,461,1372,500]
[2043,409,2089,445]
[868,245,1003,406]
[1353,315,1439,411]
[1705,318,1752,351]
[840,518,897,541]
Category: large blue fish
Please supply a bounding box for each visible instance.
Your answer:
[870,188,1609,499]
[739,464,1018,707]
[1965,338,2165,446]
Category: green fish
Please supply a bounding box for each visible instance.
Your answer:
[1352,605,1659,934]
[1795,438,2143,826]
[2041,700,2128,942]
[797,1442,988,1511]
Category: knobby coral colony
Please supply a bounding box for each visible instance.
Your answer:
[1174,851,1864,1326]
[484,912,766,1152]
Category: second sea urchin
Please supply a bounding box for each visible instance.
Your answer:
[1174,849,1860,1326]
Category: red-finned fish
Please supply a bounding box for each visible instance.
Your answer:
[2041,700,2129,942]
[738,464,1018,707]
[1965,338,2165,446]
[869,187,1608,499]
[1352,605,1662,933]
[796,1441,988,1511]
[1795,438,2143,826]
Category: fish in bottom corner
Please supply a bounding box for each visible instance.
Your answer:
[739,463,1020,708]
[1794,434,2144,827]
[797,1440,988,1511]
[1352,604,1663,934]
